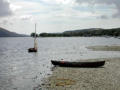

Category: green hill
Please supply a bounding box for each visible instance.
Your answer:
[0,27,28,37]
[39,28,120,37]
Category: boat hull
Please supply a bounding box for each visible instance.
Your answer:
[51,60,105,67]
[28,48,37,52]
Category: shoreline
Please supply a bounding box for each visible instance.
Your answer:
[39,58,120,90]
[40,45,120,90]
[87,45,120,51]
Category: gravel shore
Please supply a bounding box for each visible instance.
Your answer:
[40,58,120,90]
[40,45,120,90]
[87,45,120,51]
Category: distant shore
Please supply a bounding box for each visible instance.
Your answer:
[38,45,120,90]
[31,28,120,37]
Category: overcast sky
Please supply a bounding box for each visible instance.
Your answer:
[0,0,120,34]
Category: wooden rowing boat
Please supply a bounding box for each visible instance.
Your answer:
[51,60,105,67]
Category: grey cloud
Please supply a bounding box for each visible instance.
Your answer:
[0,0,13,17]
[100,15,109,19]
[0,19,13,25]
[75,0,120,18]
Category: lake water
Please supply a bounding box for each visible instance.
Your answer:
[0,37,120,90]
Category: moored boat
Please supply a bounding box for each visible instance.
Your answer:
[28,48,37,52]
[51,60,105,67]
[28,24,38,53]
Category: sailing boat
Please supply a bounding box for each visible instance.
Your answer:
[28,24,38,52]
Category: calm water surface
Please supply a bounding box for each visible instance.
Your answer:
[0,37,120,90]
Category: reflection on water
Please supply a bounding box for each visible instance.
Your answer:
[0,37,120,90]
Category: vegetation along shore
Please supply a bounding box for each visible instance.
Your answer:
[31,28,120,37]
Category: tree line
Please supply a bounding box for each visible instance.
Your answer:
[31,28,120,37]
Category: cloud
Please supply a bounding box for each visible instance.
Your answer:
[20,15,34,21]
[100,15,109,19]
[0,18,13,25]
[75,0,120,18]
[42,0,75,5]
[0,0,13,17]
[39,0,120,19]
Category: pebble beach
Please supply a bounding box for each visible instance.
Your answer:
[40,45,120,90]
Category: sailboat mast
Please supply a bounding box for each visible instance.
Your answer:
[35,23,36,39]
[34,23,37,49]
